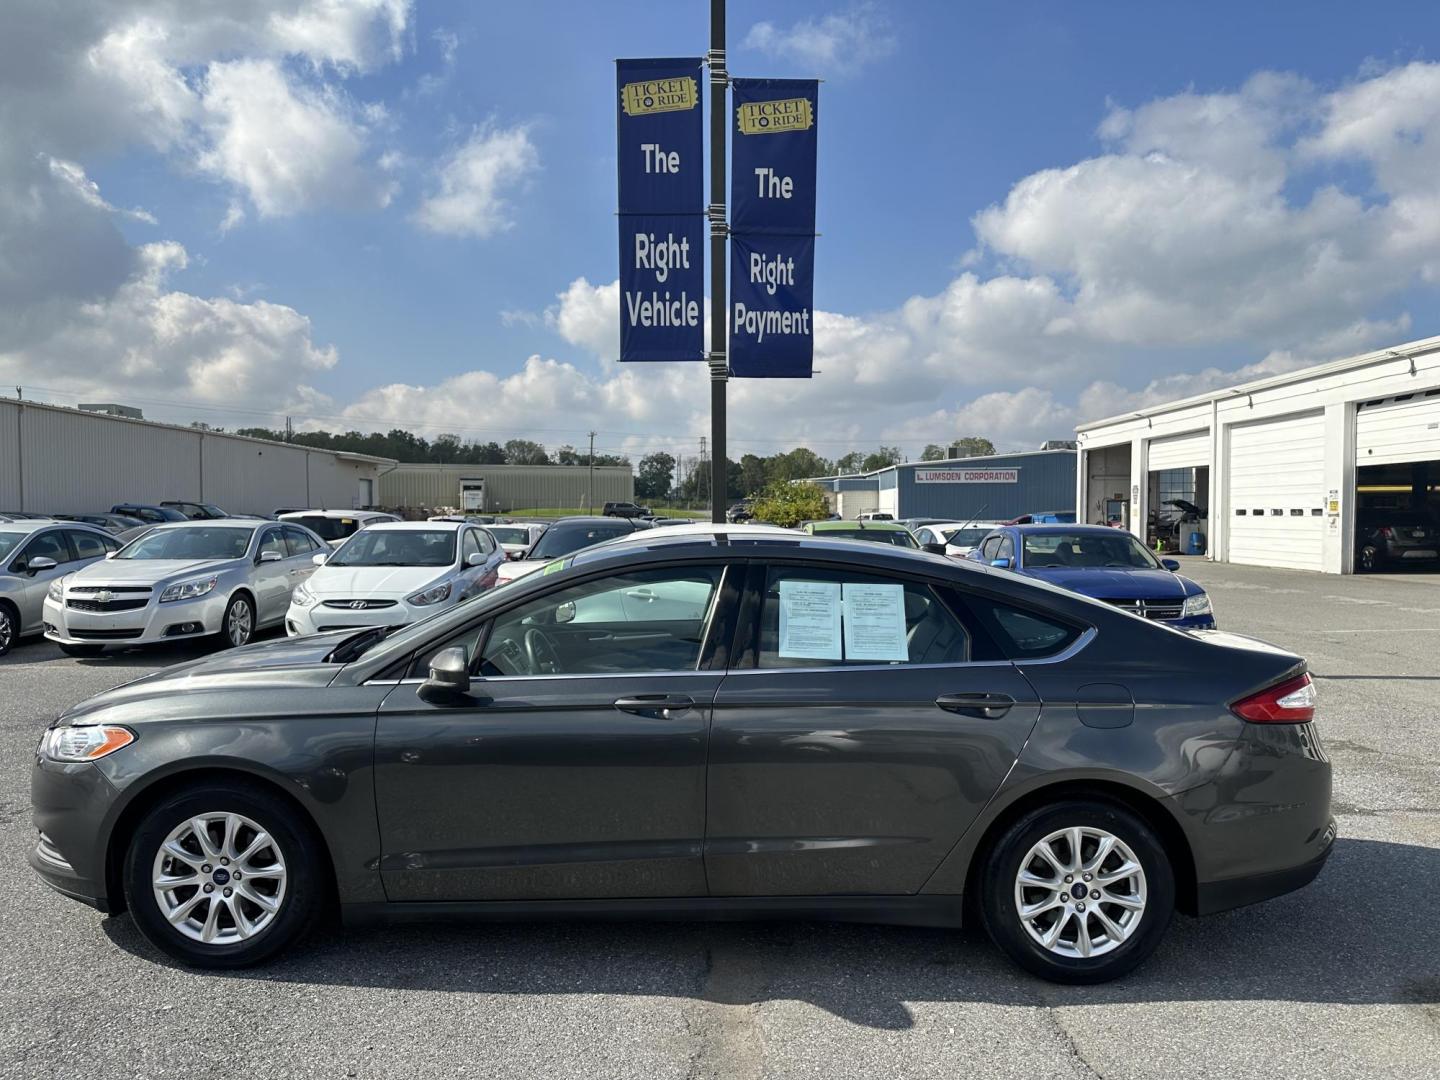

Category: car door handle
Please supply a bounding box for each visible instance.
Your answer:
[614,694,694,718]
[935,692,1015,719]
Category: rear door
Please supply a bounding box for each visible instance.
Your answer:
[705,561,1042,896]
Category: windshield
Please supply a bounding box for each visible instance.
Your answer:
[329,529,457,567]
[0,532,22,561]
[290,515,363,542]
[530,523,634,559]
[944,527,993,548]
[117,526,253,561]
[1022,531,1160,569]
[488,526,532,545]
[823,528,918,548]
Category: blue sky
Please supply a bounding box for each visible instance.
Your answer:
[5,1,1440,458]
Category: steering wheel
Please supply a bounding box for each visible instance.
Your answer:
[524,628,561,675]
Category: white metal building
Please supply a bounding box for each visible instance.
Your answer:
[378,462,635,513]
[0,399,394,516]
[1076,334,1440,574]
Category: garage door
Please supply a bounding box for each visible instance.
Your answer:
[1227,411,1326,571]
[1147,429,1210,471]
[1356,391,1440,466]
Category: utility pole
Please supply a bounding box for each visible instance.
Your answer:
[285,415,293,443]
[587,430,596,514]
[706,0,728,523]
[698,435,707,508]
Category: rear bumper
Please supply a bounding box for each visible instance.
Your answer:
[1194,824,1335,915]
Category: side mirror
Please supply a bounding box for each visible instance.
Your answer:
[922,542,947,556]
[258,550,284,563]
[1161,558,1181,571]
[419,646,470,702]
[26,556,57,574]
[990,557,1013,569]
[466,552,485,567]
[311,552,328,566]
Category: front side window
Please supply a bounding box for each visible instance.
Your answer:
[17,530,71,567]
[979,536,1002,561]
[258,529,287,560]
[756,566,970,669]
[330,529,457,567]
[997,536,1015,561]
[460,529,481,562]
[473,565,725,677]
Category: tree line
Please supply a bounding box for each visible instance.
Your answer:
[221,424,995,505]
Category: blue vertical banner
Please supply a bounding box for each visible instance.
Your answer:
[616,58,705,363]
[729,78,819,378]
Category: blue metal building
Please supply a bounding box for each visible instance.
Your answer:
[808,449,1077,521]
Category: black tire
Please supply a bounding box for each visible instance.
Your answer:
[979,799,1174,984]
[122,780,325,968]
[1357,544,1381,573]
[217,592,255,649]
[0,602,15,657]
[58,643,105,658]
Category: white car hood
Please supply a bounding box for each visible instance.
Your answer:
[309,564,449,597]
[496,559,546,583]
[69,557,237,585]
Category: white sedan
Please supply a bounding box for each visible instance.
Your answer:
[285,520,505,635]
[911,521,1006,557]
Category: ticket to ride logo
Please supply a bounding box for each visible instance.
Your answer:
[621,77,699,116]
[736,98,814,135]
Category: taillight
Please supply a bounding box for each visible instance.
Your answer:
[1231,672,1316,723]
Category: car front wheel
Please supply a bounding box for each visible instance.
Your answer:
[0,604,15,656]
[979,799,1175,984]
[219,593,255,648]
[122,781,325,968]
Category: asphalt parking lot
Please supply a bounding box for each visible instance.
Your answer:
[1,559,1437,1080]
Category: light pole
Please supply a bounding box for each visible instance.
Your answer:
[707,0,728,523]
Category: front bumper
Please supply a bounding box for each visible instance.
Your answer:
[287,596,436,636]
[43,589,227,648]
[29,754,119,912]
[1164,612,1216,630]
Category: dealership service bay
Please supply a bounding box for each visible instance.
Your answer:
[0,558,1435,1080]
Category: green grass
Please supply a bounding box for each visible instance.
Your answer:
[504,506,708,519]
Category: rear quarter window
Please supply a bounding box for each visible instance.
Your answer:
[962,594,1084,659]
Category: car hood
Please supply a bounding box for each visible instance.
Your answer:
[58,633,348,726]
[1021,566,1202,599]
[68,557,241,585]
[309,565,447,597]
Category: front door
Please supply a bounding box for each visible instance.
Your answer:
[374,562,734,902]
[251,528,292,623]
[705,562,1043,896]
[9,529,77,633]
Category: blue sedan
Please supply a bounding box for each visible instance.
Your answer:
[970,524,1216,628]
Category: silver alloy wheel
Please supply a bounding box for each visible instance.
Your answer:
[0,608,12,652]
[226,598,253,646]
[151,812,287,944]
[1014,825,1147,959]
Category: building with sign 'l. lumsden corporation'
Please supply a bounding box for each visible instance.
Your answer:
[803,448,1077,521]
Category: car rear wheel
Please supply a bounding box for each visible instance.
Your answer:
[123,781,324,968]
[58,643,105,658]
[1357,544,1381,572]
[979,799,1174,984]
[219,593,254,648]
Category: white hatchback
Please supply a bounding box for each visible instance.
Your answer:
[285,520,505,636]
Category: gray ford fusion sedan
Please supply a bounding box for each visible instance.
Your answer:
[30,531,1333,982]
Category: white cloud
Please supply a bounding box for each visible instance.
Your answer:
[45,155,157,224]
[744,2,897,76]
[413,124,539,238]
[196,59,396,217]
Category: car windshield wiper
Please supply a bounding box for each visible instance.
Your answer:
[328,625,391,663]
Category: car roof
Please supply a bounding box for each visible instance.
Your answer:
[807,519,908,531]
[550,516,643,526]
[570,529,982,574]
[0,519,78,535]
[363,520,467,532]
[596,522,792,547]
[280,509,386,520]
[1010,523,1125,535]
[145,518,262,531]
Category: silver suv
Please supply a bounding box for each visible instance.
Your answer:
[0,520,120,656]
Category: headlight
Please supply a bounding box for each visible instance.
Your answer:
[47,574,72,603]
[1182,592,1213,617]
[406,581,452,606]
[43,725,134,762]
[291,580,316,607]
[158,575,218,603]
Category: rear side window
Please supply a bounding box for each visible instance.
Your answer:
[68,530,113,561]
[963,594,1082,659]
[283,526,319,556]
[755,566,970,668]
